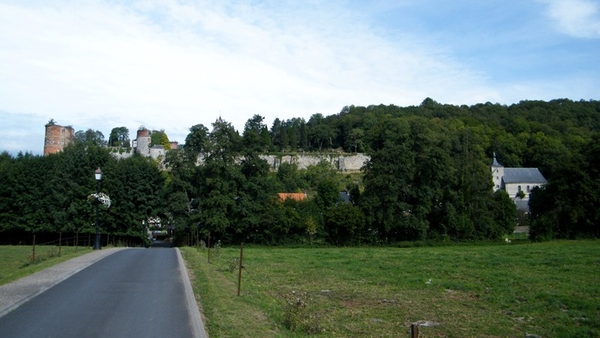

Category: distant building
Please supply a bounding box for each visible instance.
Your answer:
[44,122,74,156]
[339,191,351,203]
[278,193,307,202]
[491,153,547,211]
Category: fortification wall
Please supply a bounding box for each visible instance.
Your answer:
[109,149,368,172]
[109,148,135,160]
[259,153,368,172]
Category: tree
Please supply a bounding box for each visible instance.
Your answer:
[347,128,364,153]
[150,130,170,149]
[206,117,242,160]
[242,114,268,152]
[325,203,365,245]
[315,179,340,210]
[75,129,106,147]
[307,113,336,151]
[184,124,209,162]
[108,127,130,147]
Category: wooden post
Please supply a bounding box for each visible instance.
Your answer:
[411,323,419,338]
[32,234,36,262]
[59,231,62,256]
[207,234,211,263]
[237,242,244,296]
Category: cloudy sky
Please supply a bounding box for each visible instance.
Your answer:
[1,0,599,155]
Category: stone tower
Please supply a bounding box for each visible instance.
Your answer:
[491,152,504,192]
[135,127,151,156]
[44,122,75,156]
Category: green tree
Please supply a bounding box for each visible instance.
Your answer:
[75,129,106,147]
[108,127,130,147]
[243,114,269,152]
[184,124,209,162]
[150,130,171,149]
[325,203,364,245]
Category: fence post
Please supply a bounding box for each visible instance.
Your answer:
[237,242,244,296]
[31,234,36,262]
[410,323,419,338]
[207,234,211,263]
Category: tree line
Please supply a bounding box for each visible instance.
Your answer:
[1,98,599,245]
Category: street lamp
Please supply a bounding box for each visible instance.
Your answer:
[93,168,102,250]
[142,219,146,248]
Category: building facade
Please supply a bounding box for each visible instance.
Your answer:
[491,153,547,211]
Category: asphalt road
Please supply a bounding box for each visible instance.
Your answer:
[0,248,205,338]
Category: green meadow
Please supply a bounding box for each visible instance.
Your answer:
[0,246,92,286]
[181,240,600,337]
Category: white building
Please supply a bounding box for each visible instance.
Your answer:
[491,153,547,211]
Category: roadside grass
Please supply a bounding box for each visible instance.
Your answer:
[0,246,93,286]
[181,240,600,337]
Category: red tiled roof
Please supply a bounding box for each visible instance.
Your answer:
[277,193,307,202]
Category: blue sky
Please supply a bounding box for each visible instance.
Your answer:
[1,0,598,155]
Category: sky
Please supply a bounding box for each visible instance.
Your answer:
[0,0,599,156]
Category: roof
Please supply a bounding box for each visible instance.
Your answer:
[339,191,351,203]
[503,168,547,184]
[278,193,307,202]
[491,152,502,167]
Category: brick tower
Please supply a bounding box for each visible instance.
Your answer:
[44,122,75,156]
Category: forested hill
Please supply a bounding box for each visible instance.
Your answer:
[1,98,599,245]
[276,98,599,178]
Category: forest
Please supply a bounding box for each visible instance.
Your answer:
[1,98,599,246]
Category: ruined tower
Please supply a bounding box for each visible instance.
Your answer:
[44,122,75,156]
[135,127,151,156]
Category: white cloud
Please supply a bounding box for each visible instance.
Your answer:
[1,1,596,155]
[539,0,600,38]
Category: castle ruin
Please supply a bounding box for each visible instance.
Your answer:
[44,122,75,156]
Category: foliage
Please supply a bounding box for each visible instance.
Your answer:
[2,99,600,243]
[74,129,106,147]
[282,290,322,333]
[108,126,130,147]
[150,129,170,149]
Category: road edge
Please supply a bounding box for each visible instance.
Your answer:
[176,247,208,338]
[0,247,127,318]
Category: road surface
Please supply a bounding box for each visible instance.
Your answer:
[0,247,205,338]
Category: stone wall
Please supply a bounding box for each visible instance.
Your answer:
[110,141,369,172]
[259,153,368,172]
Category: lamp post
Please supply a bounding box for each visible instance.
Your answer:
[93,168,102,250]
[142,219,146,248]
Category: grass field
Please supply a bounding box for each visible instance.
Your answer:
[0,245,93,286]
[181,240,600,337]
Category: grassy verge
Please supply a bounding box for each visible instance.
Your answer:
[0,246,93,286]
[181,240,600,337]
